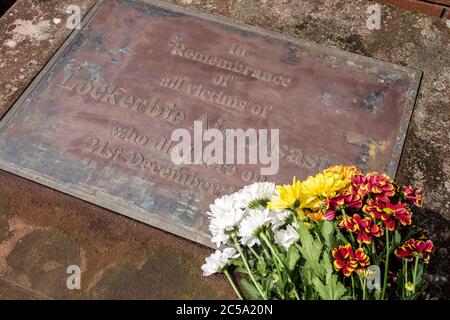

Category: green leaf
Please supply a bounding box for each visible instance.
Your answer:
[263,274,274,293]
[296,223,323,275]
[256,257,267,276]
[320,221,336,250]
[235,267,248,275]
[231,258,245,268]
[312,273,348,300]
[287,245,300,271]
[240,279,262,300]
[321,251,333,275]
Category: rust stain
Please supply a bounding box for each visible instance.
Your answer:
[0,217,38,274]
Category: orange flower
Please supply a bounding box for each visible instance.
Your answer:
[306,211,324,222]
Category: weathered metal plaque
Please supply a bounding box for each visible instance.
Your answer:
[0,0,421,247]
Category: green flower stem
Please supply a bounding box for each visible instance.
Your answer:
[292,213,301,227]
[360,277,367,300]
[261,242,272,262]
[412,256,419,294]
[403,260,408,298]
[260,231,300,300]
[231,234,267,300]
[381,228,390,300]
[341,208,348,219]
[259,233,285,299]
[268,249,286,299]
[351,275,356,300]
[404,260,408,284]
[260,232,284,267]
[249,246,261,260]
[290,282,300,300]
[259,241,286,299]
[333,224,350,245]
[223,269,244,300]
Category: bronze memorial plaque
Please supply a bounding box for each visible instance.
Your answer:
[0,0,421,247]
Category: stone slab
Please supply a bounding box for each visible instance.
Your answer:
[0,0,421,247]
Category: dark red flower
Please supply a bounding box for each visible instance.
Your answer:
[395,239,433,264]
[332,244,370,277]
[354,215,384,244]
[339,214,358,231]
[352,173,396,201]
[339,214,384,244]
[404,186,423,207]
[323,193,362,221]
[362,198,412,231]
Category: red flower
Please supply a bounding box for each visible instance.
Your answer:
[323,193,362,221]
[404,186,423,207]
[356,215,383,244]
[332,244,370,277]
[339,215,358,233]
[339,214,384,244]
[395,239,433,264]
[352,173,396,201]
[362,198,412,231]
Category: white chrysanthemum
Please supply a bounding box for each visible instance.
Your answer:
[274,225,299,250]
[209,194,242,218]
[208,194,245,247]
[209,211,244,247]
[269,209,292,231]
[208,207,244,233]
[209,230,229,248]
[238,209,272,247]
[234,182,276,209]
[201,248,239,276]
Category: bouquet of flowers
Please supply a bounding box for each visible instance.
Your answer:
[201,166,433,300]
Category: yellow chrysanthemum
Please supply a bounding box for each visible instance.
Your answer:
[323,165,361,185]
[267,177,302,211]
[300,171,348,210]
